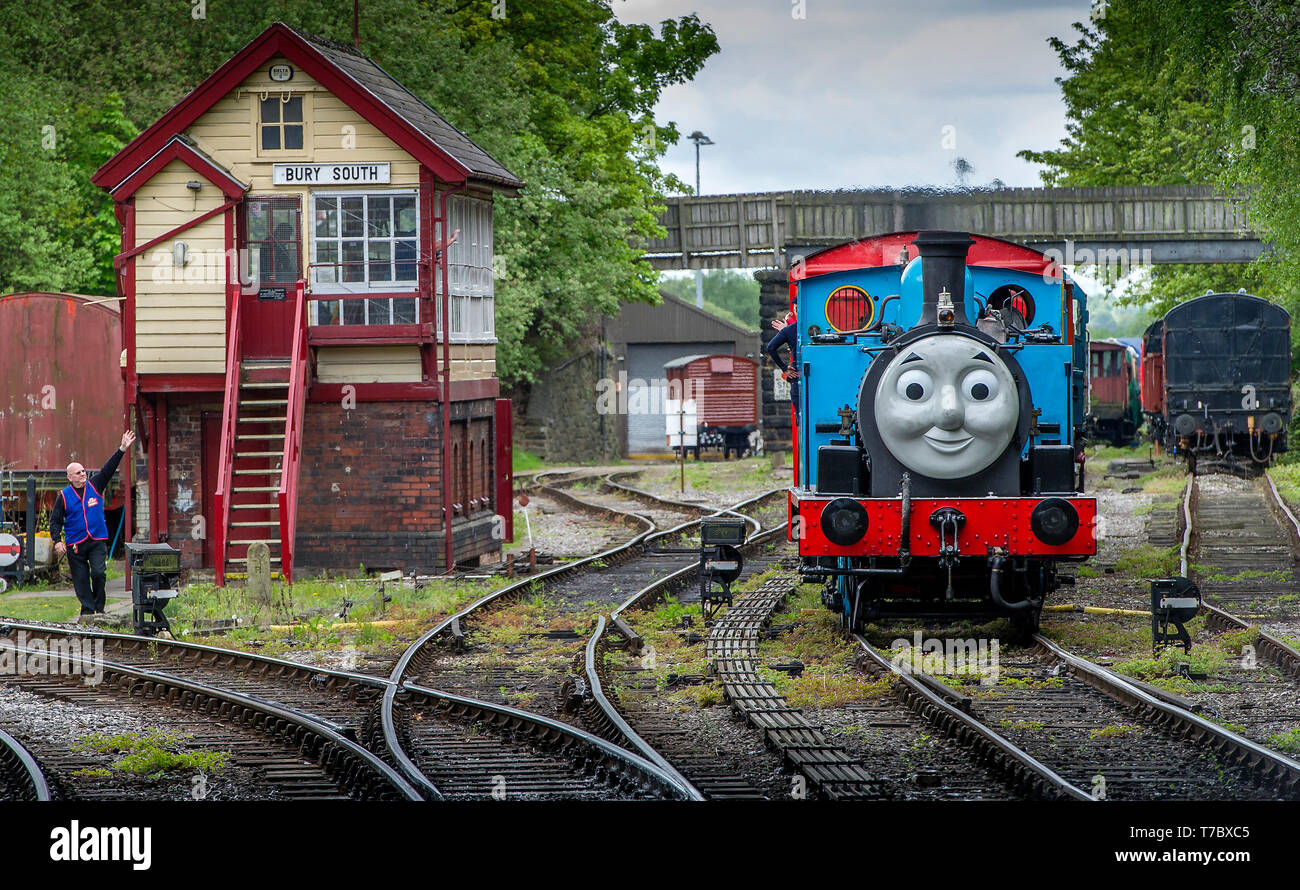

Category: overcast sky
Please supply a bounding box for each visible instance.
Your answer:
[614,0,1096,196]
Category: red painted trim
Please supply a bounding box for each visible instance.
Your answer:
[420,167,436,383]
[306,378,498,403]
[117,201,137,393]
[308,382,438,402]
[278,280,309,583]
[123,389,135,590]
[792,232,1063,282]
[112,137,246,200]
[307,323,428,345]
[495,398,514,543]
[794,495,1097,557]
[114,198,239,268]
[225,203,237,346]
[94,24,470,192]
[144,399,158,544]
[450,378,499,400]
[137,374,226,393]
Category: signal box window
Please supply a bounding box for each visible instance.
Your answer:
[311,191,419,326]
[244,198,301,295]
[260,95,304,151]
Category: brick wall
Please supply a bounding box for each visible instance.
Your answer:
[294,397,500,573]
[168,401,219,570]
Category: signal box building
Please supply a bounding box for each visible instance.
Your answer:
[93,23,521,582]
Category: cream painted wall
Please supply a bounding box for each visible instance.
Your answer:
[132,54,493,381]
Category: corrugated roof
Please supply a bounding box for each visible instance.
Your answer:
[286,25,522,190]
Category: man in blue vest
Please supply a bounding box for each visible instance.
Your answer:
[50,430,136,622]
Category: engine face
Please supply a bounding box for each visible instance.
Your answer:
[872,333,1020,479]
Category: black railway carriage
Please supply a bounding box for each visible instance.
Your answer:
[1152,292,1291,471]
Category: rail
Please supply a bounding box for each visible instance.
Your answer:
[0,725,51,801]
[278,279,309,584]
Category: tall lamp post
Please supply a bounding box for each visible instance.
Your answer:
[688,130,714,308]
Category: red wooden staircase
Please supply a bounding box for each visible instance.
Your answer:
[214,281,309,586]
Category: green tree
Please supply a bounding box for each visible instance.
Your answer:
[0,0,719,384]
[1020,1,1300,328]
[0,61,135,295]
[658,270,760,328]
[1016,2,1248,313]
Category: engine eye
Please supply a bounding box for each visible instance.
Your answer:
[896,369,933,402]
[963,369,998,402]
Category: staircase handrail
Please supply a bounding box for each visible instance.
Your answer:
[213,287,243,586]
[278,279,309,584]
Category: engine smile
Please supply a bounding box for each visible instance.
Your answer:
[923,430,973,453]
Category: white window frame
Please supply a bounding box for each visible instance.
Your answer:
[439,194,495,343]
[310,188,420,327]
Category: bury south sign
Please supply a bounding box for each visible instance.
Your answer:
[272,163,391,185]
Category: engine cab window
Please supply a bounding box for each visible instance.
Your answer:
[988,284,1034,328]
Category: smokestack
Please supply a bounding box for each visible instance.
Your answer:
[914,231,974,327]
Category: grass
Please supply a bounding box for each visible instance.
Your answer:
[649,457,776,492]
[513,448,546,473]
[1090,723,1142,739]
[171,573,502,660]
[1266,727,1300,755]
[1087,443,1153,464]
[72,730,230,779]
[1111,619,1243,694]
[1268,463,1300,508]
[1041,618,1150,657]
[1112,544,1181,578]
[754,583,894,709]
[1201,568,1290,583]
[0,593,81,622]
[1140,469,1190,495]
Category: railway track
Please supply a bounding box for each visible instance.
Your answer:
[1177,473,1300,752]
[579,506,791,800]
[379,476,787,799]
[0,634,419,800]
[855,624,1299,799]
[0,724,51,801]
[852,466,1300,801]
[579,488,1039,801]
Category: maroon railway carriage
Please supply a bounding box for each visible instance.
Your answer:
[663,354,759,459]
[1086,339,1139,446]
[0,293,127,580]
[1140,319,1166,441]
